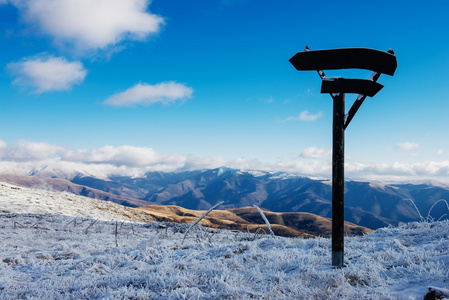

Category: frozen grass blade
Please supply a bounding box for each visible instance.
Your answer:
[85,219,98,234]
[402,198,425,222]
[253,205,275,237]
[437,214,447,222]
[426,199,449,222]
[182,201,224,244]
[254,227,268,240]
[403,198,449,223]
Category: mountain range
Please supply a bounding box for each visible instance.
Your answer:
[1,167,449,230]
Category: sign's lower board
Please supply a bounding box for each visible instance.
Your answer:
[321,78,383,97]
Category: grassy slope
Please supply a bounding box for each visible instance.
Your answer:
[138,205,372,238]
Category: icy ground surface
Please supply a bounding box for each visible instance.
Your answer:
[0,183,448,299]
[0,182,153,222]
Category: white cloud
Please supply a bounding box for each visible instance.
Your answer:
[104,82,193,107]
[0,140,64,161]
[395,142,419,151]
[278,110,323,122]
[9,0,164,52]
[438,149,443,155]
[345,161,449,182]
[1,140,449,184]
[0,140,327,178]
[299,110,323,121]
[7,54,87,93]
[300,147,331,159]
[62,145,188,168]
[0,141,192,177]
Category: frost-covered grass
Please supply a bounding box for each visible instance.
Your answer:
[0,182,153,223]
[0,182,448,299]
[0,213,448,299]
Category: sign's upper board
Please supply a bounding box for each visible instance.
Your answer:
[289,48,397,76]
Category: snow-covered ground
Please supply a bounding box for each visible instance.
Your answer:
[0,182,154,223]
[0,182,448,299]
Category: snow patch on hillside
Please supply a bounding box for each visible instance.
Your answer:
[0,182,152,222]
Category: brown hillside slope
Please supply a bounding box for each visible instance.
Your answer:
[138,205,372,238]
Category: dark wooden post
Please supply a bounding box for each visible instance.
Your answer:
[289,47,397,268]
[332,93,345,268]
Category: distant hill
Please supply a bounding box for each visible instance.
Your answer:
[1,167,449,229]
[137,205,372,238]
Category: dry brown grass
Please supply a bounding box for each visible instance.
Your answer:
[137,205,372,238]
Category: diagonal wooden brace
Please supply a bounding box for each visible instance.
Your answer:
[343,71,379,130]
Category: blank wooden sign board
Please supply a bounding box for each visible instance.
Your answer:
[289,47,397,268]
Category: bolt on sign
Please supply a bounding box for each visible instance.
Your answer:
[289,47,397,268]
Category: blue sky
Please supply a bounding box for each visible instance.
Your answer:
[0,0,449,182]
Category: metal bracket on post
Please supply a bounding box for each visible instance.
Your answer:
[289,47,397,268]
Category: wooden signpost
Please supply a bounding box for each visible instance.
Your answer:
[289,47,397,267]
